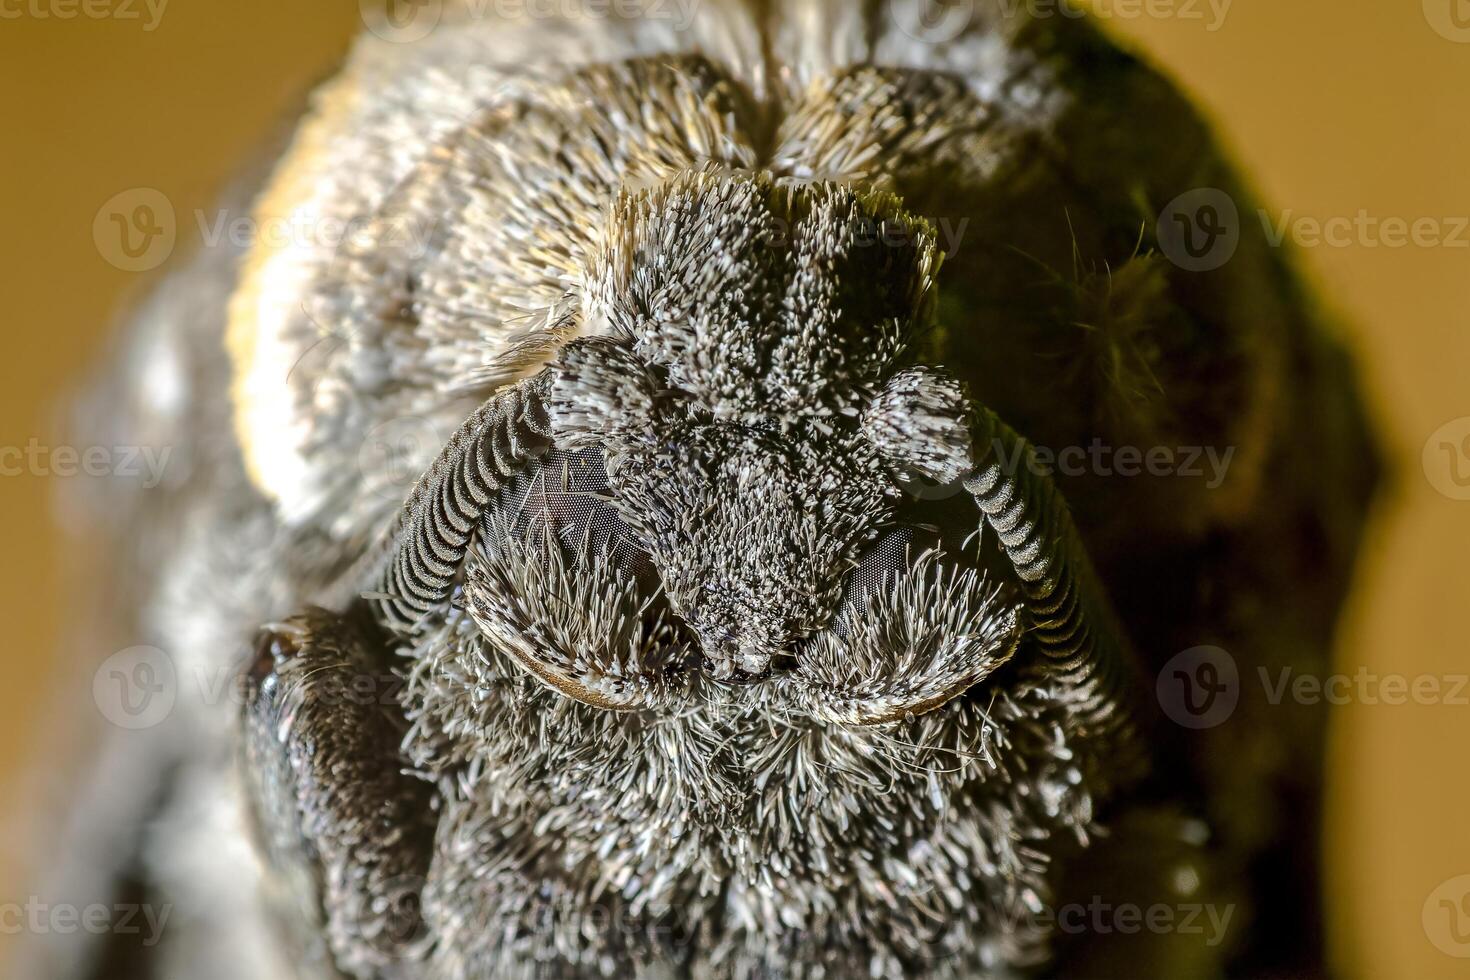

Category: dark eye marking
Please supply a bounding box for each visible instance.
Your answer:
[495,447,652,583]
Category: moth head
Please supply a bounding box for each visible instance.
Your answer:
[547,332,902,680]
[539,171,957,680]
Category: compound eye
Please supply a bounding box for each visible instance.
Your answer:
[861,366,974,486]
[828,524,933,636]
[488,446,653,583]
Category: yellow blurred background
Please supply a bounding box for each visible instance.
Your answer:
[0,2,1465,977]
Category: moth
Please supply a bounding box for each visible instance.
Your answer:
[38,2,1377,978]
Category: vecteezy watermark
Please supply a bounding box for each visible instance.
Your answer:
[93,646,177,729]
[1259,210,1470,250]
[94,644,412,730]
[890,0,1233,45]
[1157,645,1470,730]
[360,0,701,44]
[995,895,1236,947]
[1156,646,1240,729]
[1424,0,1470,43]
[895,439,1235,502]
[1048,898,1235,946]
[1425,875,1470,957]
[0,898,171,945]
[0,0,168,31]
[998,439,1236,488]
[1156,187,1470,271]
[1012,0,1232,31]
[1259,666,1470,708]
[192,208,439,257]
[1423,417,1470,501]
[0,439,172,487]
[753,211,972,258]
[94,188,442,273]
[350,875,698,955]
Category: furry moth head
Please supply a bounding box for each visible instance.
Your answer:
[543,173,949,679]
[62,3,1374,979]
[224,16,1154,974]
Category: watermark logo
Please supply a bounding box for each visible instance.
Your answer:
[1424,875,1470,957]
[1423,417,1470,501]
[1424,0,1470,42]
[1156,645,1239,729]
[93,646,176,730]
[890,0,974,44]
[356,874,431,955]
[894,467,967,502]
[1156,188,1240,272]
[361,0,443,42]
[359,416,448,502]
[93,188,175,272]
